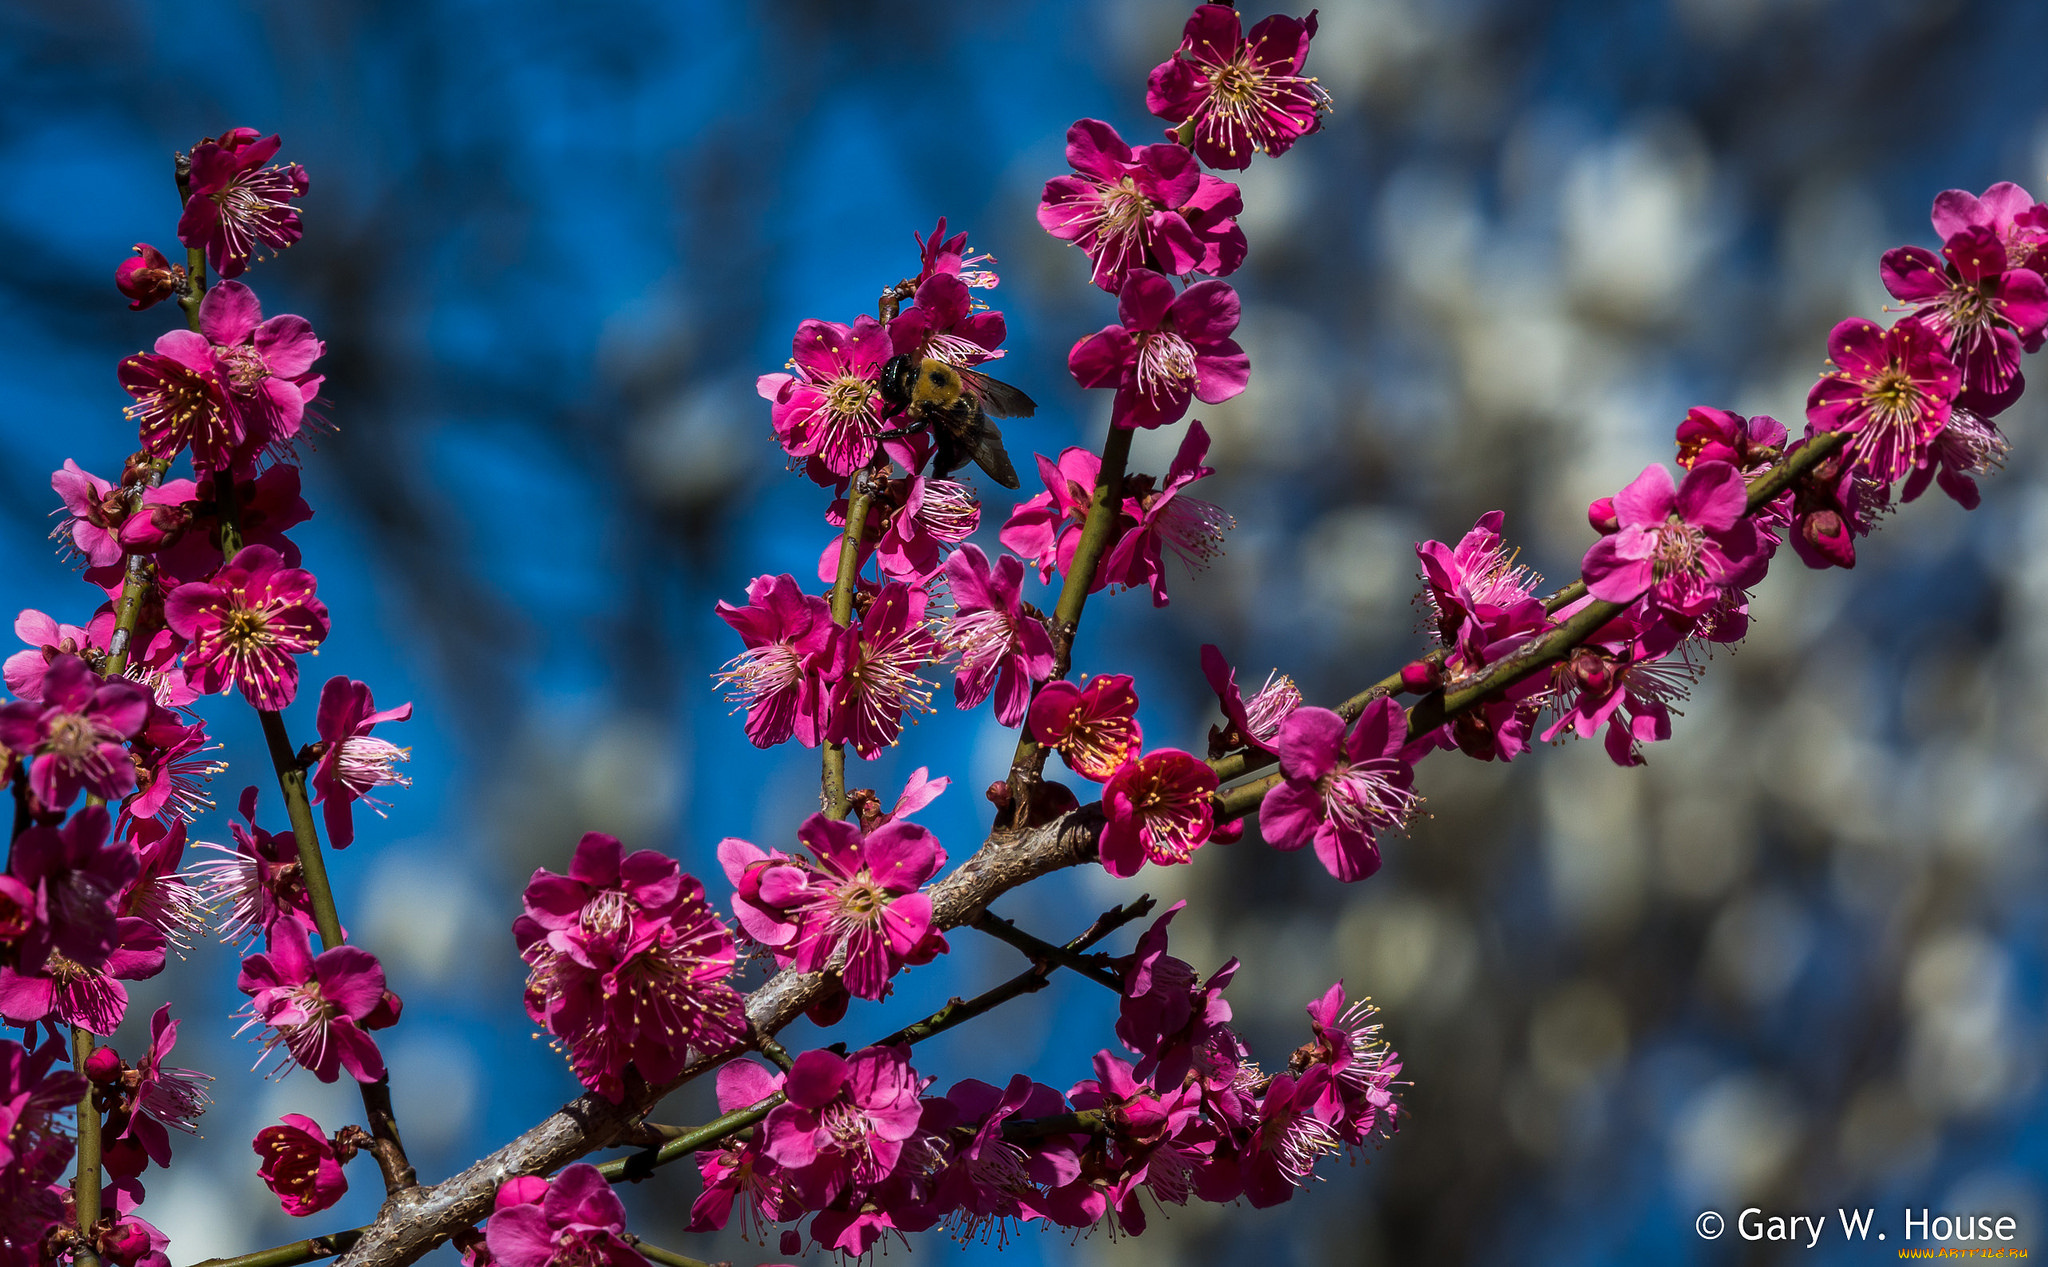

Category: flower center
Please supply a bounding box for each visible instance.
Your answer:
[336,735,412,797]
[1863,364,1928,429]
[1135,328,1198,403]
[1649,516,1707,582]
[216,343,271,393]
[825,373,873,420]
[43,711,104,762]
[223,604,276,648]
[836,872,891,921]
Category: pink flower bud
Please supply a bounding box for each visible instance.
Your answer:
[1586,496,1619,534]
[84,1045,124,1083]
[1398,660,1441,693]
[1799,509,1856,569]
[115,243,181,311]
[96,1220,154,1267]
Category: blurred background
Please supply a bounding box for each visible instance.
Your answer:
[2,0,2045,1263]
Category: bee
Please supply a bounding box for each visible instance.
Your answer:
[874,354,1034,489]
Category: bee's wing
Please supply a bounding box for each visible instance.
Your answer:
[956,365,1037,419]
[964,416,1021,489]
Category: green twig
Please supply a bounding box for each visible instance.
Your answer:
[821,472,877,820]
[71,1026,103,1267]
[628,1241,722,1267]
[184,1231,363,1267]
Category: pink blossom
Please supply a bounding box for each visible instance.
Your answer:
[115,244,183,311]
[0,1037,86,1251]
[0,910,165,1036]
[887,272,1007,368]
[1100,748,1219,877]
[252,1114,347,1217]
[236,918,398,1083]
[1300,983,1402,1146]
[940,544,1053,727]
[51,460,126,569]
[177,128,309,280]
[1542,614,1699,767]
[1785,438,1882,571]
[1416,510,1546,665]
[1674,407,1787,476]
[761,1045,925,1207]
[1581,461,1767,618]
[190,787,321,948]
[165,544,329,709]
[757,317,893,478]
[1930,181,2048,273]
[1881,225,2047,407]
[715,573,834,749]
[1038,118,1246,292]
[1103,420,1234,603]
[720,811,946,1001]
[3,609,100,702]
[912,216,1000,290]
[689,1059,801,1237]
[119,816,208,950]
[310,676,412,849]
[1030,673,1143,782]
[152,281,325,456]
[1240,1068,1341,1207]
[1200,645,1298,757]
[514,832,745,1101]
[485,1163,649,1267]
[821,582,939,758]
[818,473,979,586]
[1146,4,1331,170]
[120,347,239,473]
[121,464,312,587]
[1901,404,2009,510]
[931,1074,1070,1235]
[0,653,150,807]
[103,1003,213,1189]
[1,805,135,971]
[1115,903,1240,1089]
[999,446,1134,587]
[124,707,223,825]
[1259,701,1416,882]
[1069,271,1249,430]
[1806,316,1961,483]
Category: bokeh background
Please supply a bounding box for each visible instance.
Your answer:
[2,0,2045,1263]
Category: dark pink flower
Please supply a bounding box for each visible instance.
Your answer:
[757,317,893,479]
[1069,271,1249,430]
[1542,614,1699,767]
[932,1074,1070,1235]
[236,918,396,1083]
[1146,4,1330,170]
[121,464,312,587]
[309,676,412,850]
[720,811,946,1001]
[3,610,100,702]
[1300,983,1402,1146]
[715,573,835,750]
[1932,182,2048,274]
[153,281,325,456]
[1581,461,1767,618]
[190,787,320,948]
[253,1113,347,1217]
[120,346,239,472]
[514,832,745,1100]
[1030,673,1143,782]
[1200,645,1299,757]
[2,805,135,970]
[1806,316,1961,483]
[821,582,939,759]
[822,473,980,586]
[164,544,329,709]
[1115,903,1240,1087]
[1100,748,1219,877]
[999,447,1135,587]
[485,1163,648,1267]
[689,1059,801,1237]
[0,653,150,807]
[119,816,208,950]
[115,244,183,312]
[51,460,127,569]
[123,706,223,825]
[1674,407,1788,476]
[1103,420,1234,603]
[0,911,165,1036]
[0,1037,86,1246]
[1259,701,1416,882]
[104,1003,213,1186]
[940,545,1053,727]
[1416,511,1546,666]
[177,128,309,280]
[761,1045,925,1207]
[1240,1068,1341,1207]
[887,271,1007,368]
[912,216,1000,290]
[1038,119,1246,292]
[1784,438,1881,571]
[1901,404,2009,510]
[1881,225,2047,406]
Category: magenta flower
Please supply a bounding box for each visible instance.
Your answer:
[115,243,183,312]
[253,1113,348,1217]
[1542,616,1698,767]
[1302,984,1402,1146]
[122,463,312,587]
[0,653,150,808]
[1115,904,1238,1084]
[1146,4,1331,170]
[1901,404,2009,510]
[1674,407,1789,476]
[309,676,412,849]
[1000,446,1134,587]
[125,708,221,826]
[689,1059,800,1237]
[1199,645,1299,757]
[120,346,239,473]
[120,816,208,950]
[1241,1068,1341,1207]
[165,544,329,709]
[1932,181,2048,274]
[190,787,322,948]
[821,581,939,758]
[715,573,834,750]
[762,1045,925,1206]
[1038,119,1246,292]
[103,1003,213,1186]
[154,281,325,453]
[1416,511,1546,666]
[236,918,398,1083]
[932,1074,1070,1235]
[1784,438,1879,571]
[0,1037,86,1241]
[940,544,1053,727]
[0,911,166,1036]
[515,832,745,1100]
[485,1163,648,1267]
[869,475,980,584]
[51,460,126,569]
[721,811,946,1001]
[1259,701,1416,882]
[177,128,309,279]
[1881,225,2047,405]
[887,271,1007,368]
[1100,748,1219,877]
[1103,420,1234,604]
[1069,271,1249,430]
[3,610,100,702]
[1030,673,1143,782]
[758,316,893,478]
[1806,316,1961,483]
[1,805,135,970]
[1581,461,1767,618]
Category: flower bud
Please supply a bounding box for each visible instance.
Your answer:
[1398,660,1442,693]
[115,244,182,311]
[1798,509,1856,569]
[83,1045,124,1084]
[1586,496,1619,534]
[96,1220,152,1267]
